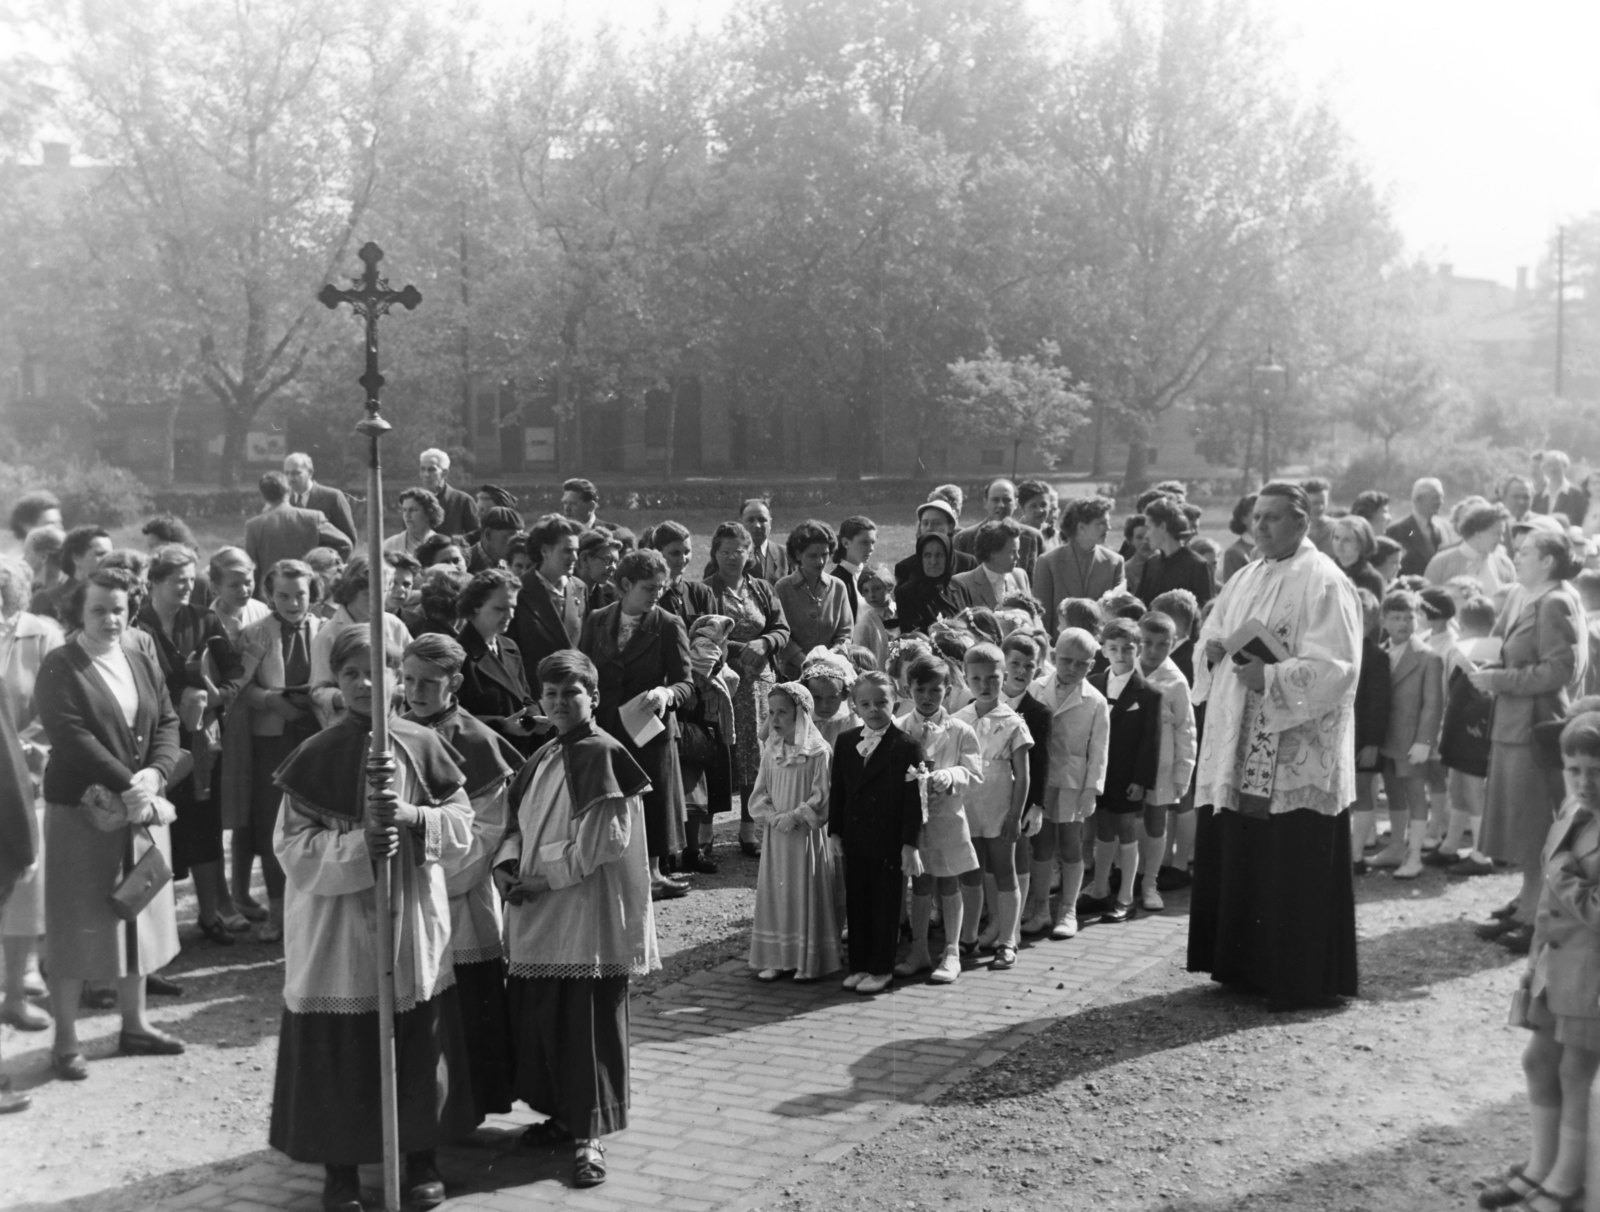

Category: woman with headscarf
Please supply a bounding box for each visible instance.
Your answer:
[895,532,961,635]
[746,682,841,982]
[678,615,738,873]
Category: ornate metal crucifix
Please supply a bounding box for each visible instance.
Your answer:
[316,241,420,1212]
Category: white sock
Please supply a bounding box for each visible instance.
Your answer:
[1528,1103,1561,1180]
[1116,842,1139,905]
[1090,839,1117,897]
[1546,1123,1587,1194]
[960,882,983,944]
[1350,810,1374,855]
[1016,871,1031,917]
[997,889,1023,949]
[1138,830,1166,891]
[1059,860,1085,915]
[941,891,965,952]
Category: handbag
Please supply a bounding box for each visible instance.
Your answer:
[677,716,723,768]
[1508,985,1532,1029]
[109,826,172,923]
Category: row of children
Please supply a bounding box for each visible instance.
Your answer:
[743,599,1201,992]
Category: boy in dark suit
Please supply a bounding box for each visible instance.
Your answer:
[828,671,926,995]
[1080,618,1162,924]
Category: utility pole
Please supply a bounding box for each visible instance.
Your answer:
[1556,225,1566,398]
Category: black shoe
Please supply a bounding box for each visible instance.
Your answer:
[1490,900,1520,921]
[1449,856,1497,877]
[119,1028,186,1056]
[323,1164,362,1212]
[1422,848,1460,868]
[740,840,761,857]
[407,1150,445,1209]
[1075,893,1112,917]
[1155,865,1193,892]
[1499,924,1534,955]
[145,973,184,997]
[198,917,236,946]
[1352,860,1370,876]
[1475,918,1519,941]
[683,847,719,874]
[650,880,688,901]
[1100,903,1133,925]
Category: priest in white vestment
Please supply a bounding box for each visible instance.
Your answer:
[1187,482,1362,1005]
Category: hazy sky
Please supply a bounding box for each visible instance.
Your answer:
[488,0,1600,287]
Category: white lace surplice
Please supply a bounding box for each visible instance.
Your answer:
[1193,539,1361,817]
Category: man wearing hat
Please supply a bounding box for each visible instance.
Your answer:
[893,499,978,588]
[467,507,524,573]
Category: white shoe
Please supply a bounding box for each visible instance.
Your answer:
[929,949,962,984]
[756,968,781,982]
[842,972,866,989]
[1141,886,1164,912]
[1049,913,1078,940]
[894,948,933,977]
[1021,907,1053,936]
[856,973,893,995]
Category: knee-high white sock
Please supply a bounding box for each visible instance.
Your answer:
[997,889,1023,949]
[1016,871,1031,917]
[1116,842,1140,905]
[908,894,932,951]
[1172,811,1197,867]
[1545,1123,1588,1195]
[1439,808,1472,854]
[1027,858,1053,917]
[960,882,983,944]
[1527,1103,1561,1181]
[1138,830,1166,892]
[1350,810,1374,856]
[1058,860,1085,917]
[1090,839,1117,897]
[940,891,964,955]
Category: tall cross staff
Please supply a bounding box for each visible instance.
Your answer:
[317,242,420,1212]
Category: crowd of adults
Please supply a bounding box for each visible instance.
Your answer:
[0,445,1595,1125]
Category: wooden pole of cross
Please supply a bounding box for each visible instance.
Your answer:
[317,242,421,1212]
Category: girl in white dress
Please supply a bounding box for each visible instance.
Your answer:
[747,683,841,981]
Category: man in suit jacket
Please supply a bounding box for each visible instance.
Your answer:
[952,479,1046,578]
[243,472,352,597]
[283,452,357,544]
[891,499,979,588]
[512,515,586,675]
[1387,477,1455,579]
[419,447,479,538]
[1031,496,1126,637]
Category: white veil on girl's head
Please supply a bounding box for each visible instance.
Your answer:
[761,680,830,762]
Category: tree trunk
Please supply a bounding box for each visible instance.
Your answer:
[662,381,678,482]
[1012,439,1022,480]
[458,214,473,466]
[218,407,250,487]
[1090,397,1107,476]
[1260,412,1272,483]
[1240,411,1256,495]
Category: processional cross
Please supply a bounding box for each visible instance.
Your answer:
[317,241,421,1212]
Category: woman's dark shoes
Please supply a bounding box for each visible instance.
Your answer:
[145,973,184,997]
[198,917,236,946]
[1491,900,1521,921]
[739,840,761,858]
[51,1051,89,1081]
[1076,893,1113,917]
[683,848,719,875]
[1499,924,1535,955]
[406,1150,446,1209]
[1476,917,1520,941]
[322,1164,362,1212]
[1478,1163,1536,1208]
[573,1141,607,1188]
[119,1027,186,1056]
[0,1076,30,1113]
[650,881,688,901]
[1100,903,1133,925]
[1449,856,1497,877]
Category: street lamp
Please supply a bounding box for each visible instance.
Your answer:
[1250,351,1287,484]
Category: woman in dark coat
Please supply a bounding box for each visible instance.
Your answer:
[894,532,961,635]
[1330,516,1386,602]
[579,548,694,898]
[35,566,187,1080]
[455,569,541,755]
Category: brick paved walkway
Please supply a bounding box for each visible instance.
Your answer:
[146,914,1187,1212]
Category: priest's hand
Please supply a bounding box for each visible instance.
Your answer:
[1204,639,1228,668]
[492,860,519,901]
[506,873,551,904]
[366,820,400,859]
[1235,655,1267,693]
[901,844,924,878]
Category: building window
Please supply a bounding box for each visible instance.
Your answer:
[981,448,1004,467]
[1146,447,1158,466]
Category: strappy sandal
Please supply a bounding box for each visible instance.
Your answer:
[1480,1165,1537,1209]
[1512,1184,1585,1212]
[573,1141,606,1188]
[520,1118,573,1148]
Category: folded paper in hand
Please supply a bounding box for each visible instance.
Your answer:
[619,692,665,746]
[1226,619,1291,666]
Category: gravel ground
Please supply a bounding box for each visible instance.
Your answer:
[0,829,1534,1212]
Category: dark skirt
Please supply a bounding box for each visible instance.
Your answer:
[269,987,478,1165]
[454,958,514,1116]
[507,974,630,1139]
[1187,804,1358,1001]
[168,776,223,879]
